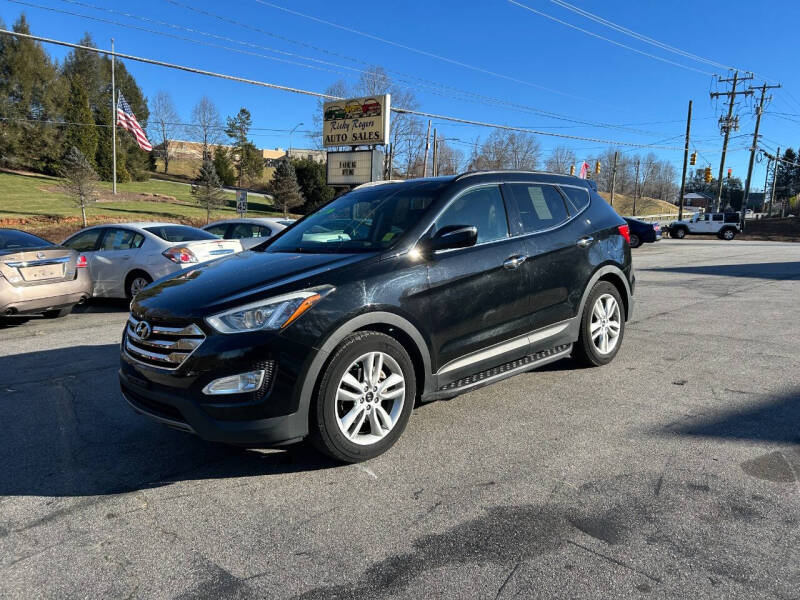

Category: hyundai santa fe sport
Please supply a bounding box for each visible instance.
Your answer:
[120,171,634,462]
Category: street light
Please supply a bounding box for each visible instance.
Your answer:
[289,122,304,159]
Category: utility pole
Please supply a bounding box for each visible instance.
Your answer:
[633,158,640,216]
[762,156,771,214]
[422,120,431,177]
[710,71,753,212]
[770,146,780,217]
[432,129,438,177]
[111,38,117,195]
[678,100,692,221]
[742,82,780,230]
[609,151,618,207]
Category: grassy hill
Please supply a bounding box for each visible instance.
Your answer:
[154,158,276,190]
[0,170,283,242]
[597,192,682,218]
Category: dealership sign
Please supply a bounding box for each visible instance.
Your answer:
[326,150,384,186]
[323,95,391,147]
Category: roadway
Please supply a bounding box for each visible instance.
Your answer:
[1,239,799,598]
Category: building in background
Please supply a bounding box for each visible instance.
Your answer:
[683,192,712,211]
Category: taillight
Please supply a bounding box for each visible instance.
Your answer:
[163,246,198,264]
[76,255,88,268]
[618,224,631,244]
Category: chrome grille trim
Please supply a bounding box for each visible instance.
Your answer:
[124,315,206,370]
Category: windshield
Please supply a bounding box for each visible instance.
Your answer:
[267,180,448,253]
[144,226,217,242]
[0,229,53,250]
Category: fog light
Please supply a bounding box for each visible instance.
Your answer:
[202,370,265,395]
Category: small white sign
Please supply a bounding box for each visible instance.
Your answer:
[236,190,247,216]
[326,150,383,186]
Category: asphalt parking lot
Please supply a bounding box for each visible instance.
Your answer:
[2,239,799,599]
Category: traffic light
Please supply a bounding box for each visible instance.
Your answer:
[570,164,575,176]
[690,152,697,165]
[727,168,732,178]
[595,161,601,174]
[704,166,712,182]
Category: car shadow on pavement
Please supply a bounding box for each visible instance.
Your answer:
[71,298,131,314]
[0,344,338,498]
[661,388,800,445]
[642,261,800,280]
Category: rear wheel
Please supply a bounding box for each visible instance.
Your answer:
[310,331,415,463]
[720,228,736,240]
[573,281,625,367]
[629,233,641,248]
[126,272,152,299]
[673,227,687,239]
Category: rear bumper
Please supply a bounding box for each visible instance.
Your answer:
[0,272,91,315]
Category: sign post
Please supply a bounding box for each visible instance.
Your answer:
[236,189,247,217]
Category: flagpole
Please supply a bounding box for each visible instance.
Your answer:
[111,38,117,195]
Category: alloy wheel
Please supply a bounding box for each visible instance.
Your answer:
[335,351,405,446]
[130,277,150,296]
[590,294,622,355]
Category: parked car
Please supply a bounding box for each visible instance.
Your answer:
[0,228,91,320]
[203,218,295,250]
[120,172,634,462]
[668,212,740,240]
[623,217,661,248]
[61,223,242,299]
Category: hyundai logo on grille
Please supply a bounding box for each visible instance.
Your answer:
[134,321,152,339]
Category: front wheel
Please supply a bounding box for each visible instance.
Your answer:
[572,281,625,367]
[310,331,415,463]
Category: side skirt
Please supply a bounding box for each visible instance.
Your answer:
[422,343,572,402]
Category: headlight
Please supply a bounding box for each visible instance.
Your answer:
[205,290,326,334]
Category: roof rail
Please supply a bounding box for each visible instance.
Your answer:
[454,169,576,181]
[354,179,405,189]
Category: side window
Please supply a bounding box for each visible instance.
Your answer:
[560,186,590,214]
[507,184,569,234]
[63,229,102,251]
[256,226,274,238]
[712,214,723,222]
[205,224,228,238]
[101,228,140,250]
[230,223,262,239]
[435,186,509,245]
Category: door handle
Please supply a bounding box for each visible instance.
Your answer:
[576,236,594,248]
[503,255,527,269]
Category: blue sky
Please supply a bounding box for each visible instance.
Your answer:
[3,0,800,190]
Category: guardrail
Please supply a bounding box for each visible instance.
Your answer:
[622,212,696,224]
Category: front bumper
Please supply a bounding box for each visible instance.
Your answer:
[119,317,318,446]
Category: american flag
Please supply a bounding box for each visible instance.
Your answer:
[116,93,152,152]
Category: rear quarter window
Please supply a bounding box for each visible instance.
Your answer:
[560,186,591,214]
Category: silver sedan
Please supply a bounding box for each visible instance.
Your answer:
[203,217,295,250]
[61,222,242,299]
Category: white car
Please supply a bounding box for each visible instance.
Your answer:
[61,223,243,298]
[203,217,295,250]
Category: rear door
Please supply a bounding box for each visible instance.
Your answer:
[92,227,146,296]
[505,182,580,331]
[425,184,531,380]
[62,228,104,292]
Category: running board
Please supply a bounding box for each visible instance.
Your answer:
[436,343,572,393]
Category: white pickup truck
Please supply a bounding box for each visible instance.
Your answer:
[668,212,741,240]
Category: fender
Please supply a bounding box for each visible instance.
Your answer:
[567,264,633,341]
[294,310,433,430]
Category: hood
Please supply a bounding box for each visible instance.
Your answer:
[132,249,373,321]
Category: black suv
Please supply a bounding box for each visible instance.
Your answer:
[120,171,634,462]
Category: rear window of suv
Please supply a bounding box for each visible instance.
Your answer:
[144,226,217,242]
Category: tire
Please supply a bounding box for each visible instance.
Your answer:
[126,272,152,299]
[673,227,687,239]
[572,281,625,367]
[43,307,72,319]
[720,228,736,241]
[310,331,416,463]
[629,233,641,248]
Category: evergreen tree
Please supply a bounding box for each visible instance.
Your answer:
[269,160,304,218]
[225,108,252,187]
[292,157,334,213]
[59,146,99,227]
[62,77,98,166]
[240,142,264,187]
[191,159,226,224]
[212,146,236,186]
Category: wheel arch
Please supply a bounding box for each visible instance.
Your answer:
[578,265,633,324]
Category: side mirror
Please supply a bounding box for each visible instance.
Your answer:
[424,225,478,253]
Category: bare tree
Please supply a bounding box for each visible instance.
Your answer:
[545,146,576,174]
[149,91,181,174]
[434,138,464,175]
[59,146,99,227]
[468,130,540,170]
[191,96,222,160]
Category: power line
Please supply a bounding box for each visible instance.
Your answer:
[0,28,712,151]
[250,0,594,101]
[507,0,713,76]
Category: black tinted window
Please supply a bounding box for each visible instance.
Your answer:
[712,214,724,222]
[63,229,102,251]
[144,226,216,242]
[436,186,509,244]
[205,224,228,238]
[0,229,52,250]
[508,184,569,233]
[560,186,590,214]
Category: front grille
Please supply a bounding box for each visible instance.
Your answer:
[124,315,205,370]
